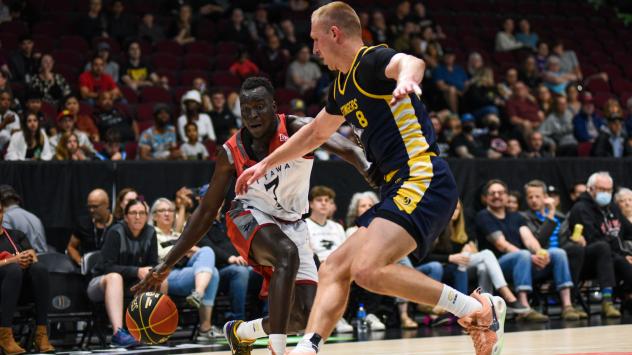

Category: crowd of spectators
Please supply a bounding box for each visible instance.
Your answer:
[0,0,630,162]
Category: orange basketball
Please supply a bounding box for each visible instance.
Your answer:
[125,292,179,344]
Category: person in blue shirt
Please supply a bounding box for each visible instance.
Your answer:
[573,92,604,143]
[515,19,538,50]
[433,48,468,113]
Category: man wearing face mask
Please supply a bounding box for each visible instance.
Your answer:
[450,113,487,158]
[568,171,632,317]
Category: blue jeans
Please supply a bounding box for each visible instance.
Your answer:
[416,261,444,282]
[444,264,469,294]
[499,250,533,292]
[168,247,220,306]
[218,264,250,320]
[533,247,574,291]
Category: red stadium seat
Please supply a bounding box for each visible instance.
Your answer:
[210,71,241,88]
[140,86,172,103]
[593,92,615,110]
[0,21,28,36]
[196,21,217,42]
[203,139,217,160]
[125,142,138,158]
[587,79,611,94]
[185,41,215,56]
[612,79,632,96]
[52,50,85,70]
[32,21,60,37]
[174,86,191,103]
[120,86,139,104]
[137,120,153,134]
[184,54,213,71]
[79,102,93,117]
[577,142,593,157]
[214,54,236,71]
[600,64,622,78]
[59,36,90,53]
[55,65,79,83]
[216,42,240,54]
[44,0,75,12]
[274,88,301,105]
[155,40,183,55]
[0,33,18,50]
[32,35,54,53]
[621,92,632,107]
[136,103,155,122]
[92,37,122,55]
[179,70,208,86]
[152,53,180,70]
[40,101,57,124]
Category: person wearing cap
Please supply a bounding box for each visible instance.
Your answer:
[592,101,632,157]
[121,40,167,92]
[139,103,181,160]
[177,90,216,143]
[573,91,605,143]
[85,42,120,83]
[5,112,53,161]
[432,48,468,113]
[450,113,487,158]
[0,185,48,254]
[79,56,122,102]
[19,90,46,127]
[49,110,96,155]
[28,54,71,107]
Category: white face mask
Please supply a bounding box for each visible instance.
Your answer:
[595,191,612,207]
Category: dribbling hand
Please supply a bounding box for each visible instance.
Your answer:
[390,80,422,105]
[131,263,171,294]
[235,161,269,195]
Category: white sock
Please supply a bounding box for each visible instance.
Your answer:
[236,318,267,340]
[436,285,483,318]
[269,334,287,354]
[295,332,323,353]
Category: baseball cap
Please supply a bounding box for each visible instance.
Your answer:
[547,185,559,196]
[580,92,594,104]
[57,109,74,123]
[460,113,475,123]
[97,42,111,51]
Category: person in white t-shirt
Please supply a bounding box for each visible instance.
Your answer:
[306,186,385,333]
[177,90,216,143]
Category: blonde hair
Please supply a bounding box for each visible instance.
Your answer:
[312,1,361,38]
[436,200,468,251]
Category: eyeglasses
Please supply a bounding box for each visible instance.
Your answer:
[155,208,175,214]
[487,190,507,196]
[127,211,148,217]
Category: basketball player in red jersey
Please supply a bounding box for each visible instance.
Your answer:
[133,76,375,355]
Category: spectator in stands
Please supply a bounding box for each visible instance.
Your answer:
[0,204,54,355]
[286,44,322,95]
[428,200,529,313]
[388,0,411,40]
[566,83,581,115]
[50,110,95,156]
[190,77,212,112]
[542,56,578,96]
[540,95,577,156]
[150,198,221,342]
[497,67,519,100]
[77,0,108,42]
[466,52,484,78]
[551,40,582,80]
[309,186,386,332]
[203,203,253,323]
[5,112,52,161]
[138,12,165,45]
[369,10,389,44]
[256,35,289,86]
[592,111,631,157]
[0,89,19,151]
[0,185,46,254]
[93,91,137,142]
[121,41,167,92]
[521,180,588,307]
[495,18,525,52]
[535,42,549,73]
[279,19,300,57]
[569,182,587,203]
[524,131,552,158]
[85,42,120,83]
[249,4,270,43]
[451,113,488,158]
[66,188,114,265]
[616,187,632,235]
[344,191,379,237]
[54,132,90,160]
[28,54,71,107]
[63,94,100,142]
[208,90,238,144]
[0,70,11,95]
[506,190,522,213]
[87,199,156,347]
[463,67,502,123]
[625,97,632,137]
[106,0,136,45]
[536,84,554,115]
[79,56,122,103]
[225,8,254,46]
[113,188,138,221]
[230,48,260,80]
[170,4,196,45]
[476,180,579,321]
[177,90,216,143]
[573,92,604,143]
[515,19,538,50]
[392,21,416,53]
[568,172,631,317]
[0,1,9,23]
[519,56,541,90]
[95,129,126,161]
[8,34,39,83]
[138,104,180,160]
[505,138,525,158]
[20,91,47,130]
[507,81,544,133]
[181,122,209,160]
[433,48,467,113]
[357,10,373,45]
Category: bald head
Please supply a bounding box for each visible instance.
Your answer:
[88,189,109,204]
[87,189,110,221]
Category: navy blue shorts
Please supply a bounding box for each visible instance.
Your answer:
[356,156,458,262]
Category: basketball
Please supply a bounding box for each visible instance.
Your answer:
[125,292,179,344]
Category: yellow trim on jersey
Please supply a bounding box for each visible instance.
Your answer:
[388,96,434,214]
[352,44,393,100]
[337,46,367,96]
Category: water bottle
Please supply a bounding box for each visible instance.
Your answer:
[356,303,368,332]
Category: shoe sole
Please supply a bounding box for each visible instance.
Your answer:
[506,306,530,315]
[487,294,506,355]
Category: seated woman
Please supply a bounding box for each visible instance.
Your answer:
[151,198,221,341]
[5,112,53,161]
[54,132,90,161]
[426,200,530,315]
[0,204,54,354]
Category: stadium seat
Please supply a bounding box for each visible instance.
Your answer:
[214,54,236,71]
[55,65,79,84]
[0,21,28,36]
[184,54,213,71]
[156,69,178,88]
[136,103,156,122]
[0,33,18,50]
[152,53,180,71]
[44,0,75,13]
[593,91,615,109]
[32,21,60,37]
[125,142,138,158]
[92,37,122,55]
[140,86,173,103]
[40,102,57,124]
[179,70,208,87]
[52,50,85,70]
[120,86,139,104]
[203,139,217,160]
[137,120,153,133]
[216,41,240,54]
[195,21,217,42]
[210,71,241,88]
[155,40,184,55]
[185,41,215,56]
[79,102,94,117]
[59,36,90,53]
[586,79,610,94]
[32,35,55,53]
[275,88,301,105]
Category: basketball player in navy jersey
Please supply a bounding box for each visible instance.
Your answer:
[133,76,375,355]
[235,3,506,355]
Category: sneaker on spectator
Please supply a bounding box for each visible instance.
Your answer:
[186,291,203,309]
[111,328,139,348]
[196,325,224,342]
[506,300,530,314]
[335,318,353,333]
[517,309,549,323]
[365,313,386,331]
[602,302,621,318]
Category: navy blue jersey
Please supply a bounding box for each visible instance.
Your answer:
[326,45,439,179]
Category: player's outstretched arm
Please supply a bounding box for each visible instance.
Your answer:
[235,108,345,194]
[132,149,235,293]
[386,53,426,105]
